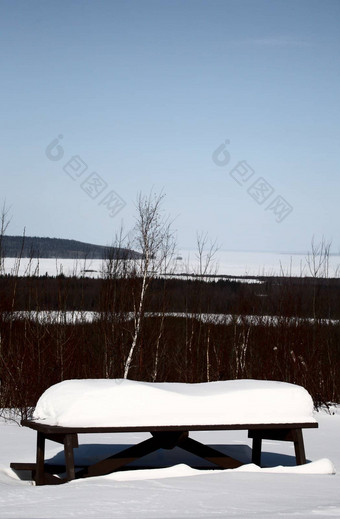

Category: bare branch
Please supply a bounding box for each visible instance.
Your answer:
[195,231,219,278]
[306,236,332,278]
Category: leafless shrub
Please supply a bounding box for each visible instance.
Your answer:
[306,236,332,278]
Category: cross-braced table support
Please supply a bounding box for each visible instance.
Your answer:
[11,420,318,485]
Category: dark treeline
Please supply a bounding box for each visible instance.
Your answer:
[1,275,340,319]
[1,235,142,259]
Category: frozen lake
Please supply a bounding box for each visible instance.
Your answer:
[2,250,340,278]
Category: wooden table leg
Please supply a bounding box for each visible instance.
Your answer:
[292,429,306,465]
[64,434,77,481]
[35,431,46,486]
[251,436,262,466]
[249,428,308,466]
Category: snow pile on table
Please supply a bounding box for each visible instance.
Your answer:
[32,379,316,428]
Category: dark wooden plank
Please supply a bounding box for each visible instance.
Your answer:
[251,436,262,466]
[77,436,160,479]
[179,437,243,469]
[42,473,67,485]
[35,432,45,486]
[151,431,188,449]
[10,462,75,474]
[10,462,36,471]
[64,434,77,481]
[248,429,294,442]
[291,429,306,465]
[21,419,318,435]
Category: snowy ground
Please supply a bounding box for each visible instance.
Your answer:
[6,310,340,327]
[1,407,339,518]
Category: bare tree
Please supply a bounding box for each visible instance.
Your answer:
[182,232,219,382]
[305,236,332,321]
[123,191,175,379]
[195,231,219,278]
[306,236,332,278]
[0,202,11,275]
[99,226,135,378]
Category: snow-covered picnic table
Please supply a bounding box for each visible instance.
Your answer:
[11,379,318,485]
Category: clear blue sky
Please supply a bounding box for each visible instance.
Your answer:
[1,0,339,252]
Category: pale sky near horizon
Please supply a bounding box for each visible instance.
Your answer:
[1,0,339,253]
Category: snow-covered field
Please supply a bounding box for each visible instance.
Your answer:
[1,403,339,517]
[5,310,340,327]
[3,250,340,278]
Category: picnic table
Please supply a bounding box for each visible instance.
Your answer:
[11,379,318,485]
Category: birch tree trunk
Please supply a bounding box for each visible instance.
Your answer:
[123,192,175,379]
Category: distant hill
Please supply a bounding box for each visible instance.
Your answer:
[0,235,143,260]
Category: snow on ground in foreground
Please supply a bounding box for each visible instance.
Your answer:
[33,379,316,427]
[0,407,339,518]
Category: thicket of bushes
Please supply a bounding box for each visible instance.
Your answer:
[1,275,340,318]
[0,274,339,418]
